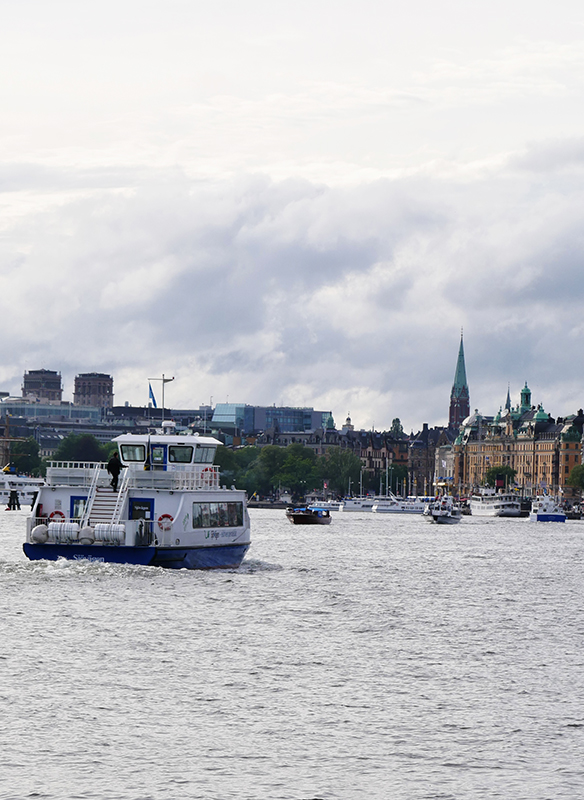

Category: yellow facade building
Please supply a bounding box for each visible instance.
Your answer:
[453,383,583,496]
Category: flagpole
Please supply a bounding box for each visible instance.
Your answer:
[148,374,175,425]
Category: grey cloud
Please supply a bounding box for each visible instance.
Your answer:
[2,164,584,430]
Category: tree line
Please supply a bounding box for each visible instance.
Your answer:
[7,434,117,477]
[215,443,408,499]
[9,434,584,499]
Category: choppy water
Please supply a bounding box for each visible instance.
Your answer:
[1,508,584,800]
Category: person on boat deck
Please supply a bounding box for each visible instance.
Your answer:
[107,451,123,491]
[7,489,20,510]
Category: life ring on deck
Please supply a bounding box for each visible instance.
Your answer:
[157,513,174,532]
[202,467,213,486]
[49,510,66,520]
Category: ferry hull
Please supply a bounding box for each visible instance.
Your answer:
[470,507,521,518]
[23,542,250,569]
[529,513,566,523]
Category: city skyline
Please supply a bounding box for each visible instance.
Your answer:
[2,2,584,432]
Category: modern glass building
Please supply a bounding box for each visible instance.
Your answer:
[211,404,332,434]
[0,399,101,423]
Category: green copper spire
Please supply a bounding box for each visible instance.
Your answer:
[452,331,468,396]
[449,330,470,428]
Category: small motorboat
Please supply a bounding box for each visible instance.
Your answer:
[286,506,332,525]
[423,495,462,524]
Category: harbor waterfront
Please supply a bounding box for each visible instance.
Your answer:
[2,508,584,799]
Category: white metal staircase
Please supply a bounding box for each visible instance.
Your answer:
[89,487,121,525]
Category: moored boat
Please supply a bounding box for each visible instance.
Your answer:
[308,500,341,511]
[372,493,434,514]
[0,466,44,508]
[286,506,332,525]
[529,496,566,523]
[338,497,377,512]
[470,489,521,517]
[23,432,251,569]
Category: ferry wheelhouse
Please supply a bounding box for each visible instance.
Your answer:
[24,432,251,569]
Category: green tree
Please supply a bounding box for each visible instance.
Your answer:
[484,465,517,488]
[53,434,108,462]
[567,464,584,491]
[390,418,404,438]
[319,448,362,496]
[214,445,240,486]
[274,444,318,499]
[215,445,263,491]
[10,437,43,476]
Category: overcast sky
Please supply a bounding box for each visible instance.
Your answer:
[2,0,584,432]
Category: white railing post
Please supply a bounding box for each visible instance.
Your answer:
[80,464,103,527]
[112,469,130,523]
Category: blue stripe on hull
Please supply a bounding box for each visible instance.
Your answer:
[23,543,250,569]
[23,543,156,565]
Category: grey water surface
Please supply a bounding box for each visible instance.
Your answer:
[1,508,583,800]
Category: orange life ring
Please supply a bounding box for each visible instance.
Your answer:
[202,467,213,486]
[157,513,174,532]
[49,510,66,520]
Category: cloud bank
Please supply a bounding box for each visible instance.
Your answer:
[2,144,584,432]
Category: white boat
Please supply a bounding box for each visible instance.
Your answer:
[23,432,251,569]
[470,489,521,517]
[308,500,341,511]
[338,497,377,512]
[529,496,566,523]
[423,496,462,524]
[0,466,44,507]
[372,493,434,514]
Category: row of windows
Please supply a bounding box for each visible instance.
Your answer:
[120,444,216,464]
[192,502,244,529]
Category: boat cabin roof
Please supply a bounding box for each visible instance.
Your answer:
[113,433,221,447]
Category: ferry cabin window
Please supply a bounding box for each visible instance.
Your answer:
[168,446,194,463]
[192,502,243,528]
[194,446,216,464]
[120,444,146,462]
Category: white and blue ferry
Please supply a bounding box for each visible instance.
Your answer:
[24,431,251,569]
[529,495,566,523]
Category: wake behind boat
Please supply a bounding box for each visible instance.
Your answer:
[23,431,251,569]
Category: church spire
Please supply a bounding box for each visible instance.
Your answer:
[449,331,470,428]
[505,383,511,411]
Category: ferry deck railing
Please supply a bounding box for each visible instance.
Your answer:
[46,461,221,491]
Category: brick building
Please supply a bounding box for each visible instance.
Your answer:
[22,369,62,404]
[74,373,114,408]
